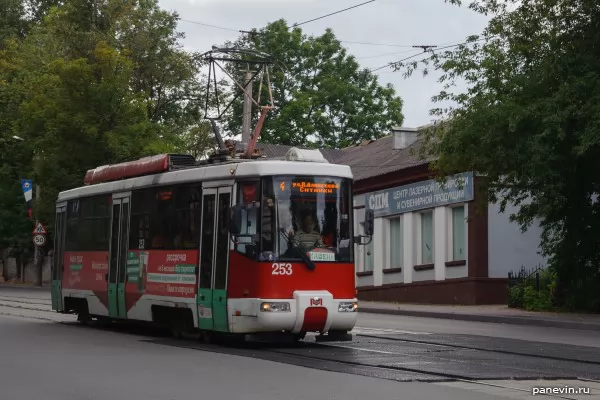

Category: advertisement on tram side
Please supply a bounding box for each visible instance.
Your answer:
[127,250,198,299]
[62,251,109,291]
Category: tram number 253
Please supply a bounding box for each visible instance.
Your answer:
[271,263,293,275]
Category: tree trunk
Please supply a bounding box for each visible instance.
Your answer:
[0,248,7,282]
[15,252,22,281]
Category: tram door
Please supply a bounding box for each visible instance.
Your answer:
[51,203,67,312]
[107,193,131,319]
[198,185,232,332]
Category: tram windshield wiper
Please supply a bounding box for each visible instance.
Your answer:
[291,244,316,271]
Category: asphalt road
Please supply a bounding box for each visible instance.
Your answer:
[0,316,511,400]
[356,311,600,348]
[1,285,599,399]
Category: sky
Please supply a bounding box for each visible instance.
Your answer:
[158,0,490,128]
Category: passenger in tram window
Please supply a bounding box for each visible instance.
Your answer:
[292,211,323,249]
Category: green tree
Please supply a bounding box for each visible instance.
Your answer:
[0,0,210,284]
[0,0,27,43]
[222,20,404,148]
[0,35,32,280]
[408,0,600,311]
[0,136,33,282]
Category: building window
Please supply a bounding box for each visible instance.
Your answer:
[420,211,434,264]
[451,205,466,260]
[388,217,403,268]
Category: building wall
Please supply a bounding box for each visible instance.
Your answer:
[354,172,474,288]
[351,171,524,304]
[487,201,546,278]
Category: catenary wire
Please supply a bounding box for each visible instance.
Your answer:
[368,37,487,73]
[291,0,376,27]
[177,17,481,54]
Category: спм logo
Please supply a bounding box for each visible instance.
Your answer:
[368,192,389,211]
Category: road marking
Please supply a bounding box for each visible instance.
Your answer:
[352,326,432,335]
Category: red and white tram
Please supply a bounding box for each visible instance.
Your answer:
[50,149,374,342]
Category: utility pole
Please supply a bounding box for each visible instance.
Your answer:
[241,67,253,149]
[33,183,43,286]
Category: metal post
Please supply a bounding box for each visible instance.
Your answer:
[241,69,253,148]
[33,183,43,286]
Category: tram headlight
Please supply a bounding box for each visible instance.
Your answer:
[260,302,291,312]
[338,302,358,312]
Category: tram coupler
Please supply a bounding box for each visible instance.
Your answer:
[315,331,353,342]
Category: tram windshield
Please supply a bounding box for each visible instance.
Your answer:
[261,176,353,263]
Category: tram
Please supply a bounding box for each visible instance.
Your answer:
[50,148,374,342]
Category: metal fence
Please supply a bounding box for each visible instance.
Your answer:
[508,263,546,291]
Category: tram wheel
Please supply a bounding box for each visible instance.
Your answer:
[293,332,306,342]
[199,331,213,344]
[77,312,91,326]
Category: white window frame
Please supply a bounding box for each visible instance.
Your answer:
[416,210,434,265]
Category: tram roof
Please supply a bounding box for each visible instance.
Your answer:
[57,159,353,202]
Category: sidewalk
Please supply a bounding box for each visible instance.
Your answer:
[0,282,50,290]
[359,301,600,332]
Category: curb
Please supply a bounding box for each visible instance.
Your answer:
[360,307,600,332]
[0,284,50,291]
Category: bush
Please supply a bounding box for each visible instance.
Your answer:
[508,268,556,311]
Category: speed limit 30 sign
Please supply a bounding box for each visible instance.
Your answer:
[33,234,46,247]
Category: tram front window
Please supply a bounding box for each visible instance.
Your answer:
[262,176,353,263]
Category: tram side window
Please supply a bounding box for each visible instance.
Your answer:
[129,185,201,251]
[65,200,80,251]
[64,196,111,252]
[172,185,201,250]
[235,181,260,258]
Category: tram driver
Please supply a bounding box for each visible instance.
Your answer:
[290,210,323,249]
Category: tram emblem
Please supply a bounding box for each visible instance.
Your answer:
[310,297,323,306]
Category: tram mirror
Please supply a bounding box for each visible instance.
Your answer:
[229,204,244,235]
[364,209,374,236]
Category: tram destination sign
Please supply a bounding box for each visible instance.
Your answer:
[365,172,474,217]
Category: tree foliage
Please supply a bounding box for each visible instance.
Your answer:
[0,0,209,265]
[409,0,600,311]
[221,20,404,148]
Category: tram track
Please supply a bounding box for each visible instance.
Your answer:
[144,336,592,400]
[354,332,600,366]
[1,294,599,367]
[2,292,600,398]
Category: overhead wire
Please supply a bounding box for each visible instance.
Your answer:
[178,1,377,36]
[291,0,376,27]
[367,37,486,73]
[356,49,422,59]
[178,17,475,53]
[338,40,415,48]
[177,8,489,76]
[178,19,240,33]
